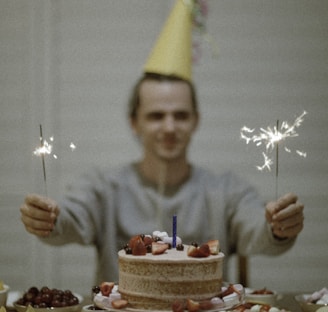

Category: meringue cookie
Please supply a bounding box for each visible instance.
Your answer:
[162,236,182,245]
[93,290,122,310]
[152,231,169,239]
[223,292,239,306]
[210,297,224,308]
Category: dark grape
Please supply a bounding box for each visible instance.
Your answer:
[92,285,100,294]
[15,286,79,308]
[125,247,132,254]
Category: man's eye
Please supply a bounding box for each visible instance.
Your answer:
[174,112,190,120]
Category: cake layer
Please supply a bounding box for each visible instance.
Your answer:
[118,246,224,310]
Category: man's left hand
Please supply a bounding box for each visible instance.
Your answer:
[266,193,304,239]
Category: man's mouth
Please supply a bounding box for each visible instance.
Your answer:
[160,138,178,148]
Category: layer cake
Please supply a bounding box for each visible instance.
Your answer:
[118,245,224,310]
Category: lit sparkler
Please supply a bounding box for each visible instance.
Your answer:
[33,124,76,196]
[33,125,49,195]
[240,111,307,198]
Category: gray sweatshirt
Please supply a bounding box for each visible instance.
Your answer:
[41,163,295,284]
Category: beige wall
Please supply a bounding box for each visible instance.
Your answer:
[1,0,327,294]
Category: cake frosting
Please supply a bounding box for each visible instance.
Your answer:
[118,245,224,310]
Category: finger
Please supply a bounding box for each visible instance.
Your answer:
[273,202,304,221]
[272,220,304,238]
[272,212,304,231]
[271,210,304,234]
[275,193,297,212]
[25,225,53,237]
[25,194,56,212]
[20,203,57,223]
[266,193,297,213]
[21,213,55,233]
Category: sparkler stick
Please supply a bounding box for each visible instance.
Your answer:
[39,124,48,196]
[275,120,279,199]
[33,126,76,197]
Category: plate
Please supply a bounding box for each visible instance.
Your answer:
[89,302,241,312]
[92,282,243,312]
[295,294,328,312]
[98,306,239,312]
[244,287,277,306]
[13,293,83,312]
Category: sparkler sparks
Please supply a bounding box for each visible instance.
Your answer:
[241,111,307,199]
[33,134,77,159]
[33,140,53,157]
[240,111,307,172]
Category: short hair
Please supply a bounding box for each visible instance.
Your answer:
[128,73,198,119]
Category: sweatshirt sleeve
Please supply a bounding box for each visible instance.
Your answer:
[225,172,296,256]
[39,167,106,246]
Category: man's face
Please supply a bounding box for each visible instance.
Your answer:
[131,79,199,162]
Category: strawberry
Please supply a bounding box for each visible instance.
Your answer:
[207,239,220,255]
[132,239,147,256]
[172,299,185,312]
[128,235,142,249]
[111,299,128,309]
[99,281,115,296]
[198,244,211,257]
[143,235,153,246]
[187,245,210,258]
[186,299,200,312]
[187,245,198,257]
[220,284,241,298]
[151,242,169,255]
[199,300,213,310]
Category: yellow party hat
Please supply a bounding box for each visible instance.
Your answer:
[144,0,193,82]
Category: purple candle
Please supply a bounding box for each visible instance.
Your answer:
[172,215,177,248]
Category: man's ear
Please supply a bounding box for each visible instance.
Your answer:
[130,117,138,136]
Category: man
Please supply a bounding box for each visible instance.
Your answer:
[20,73,304,284]
[20,1,304,284]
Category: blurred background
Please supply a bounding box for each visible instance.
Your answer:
[1,0,327,294]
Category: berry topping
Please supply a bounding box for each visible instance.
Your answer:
[143,235,153,246]
[186,299,200,312]
[206,239,220,255]
[125,247,132,254]
[128,235,142,249]
[99,281,115,297]
[111,299,128,309]
[198,244,211,257]
[176,244,184,251]
[199,300,214,310]
[187,243,210,258]
[172,299,185,312]
[92,285,100,294]
[132,239,147,256]
[151,242,169,255]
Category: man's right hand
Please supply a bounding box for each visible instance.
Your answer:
[20,194,60,237]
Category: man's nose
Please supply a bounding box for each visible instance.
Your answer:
[162,115,175,131]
